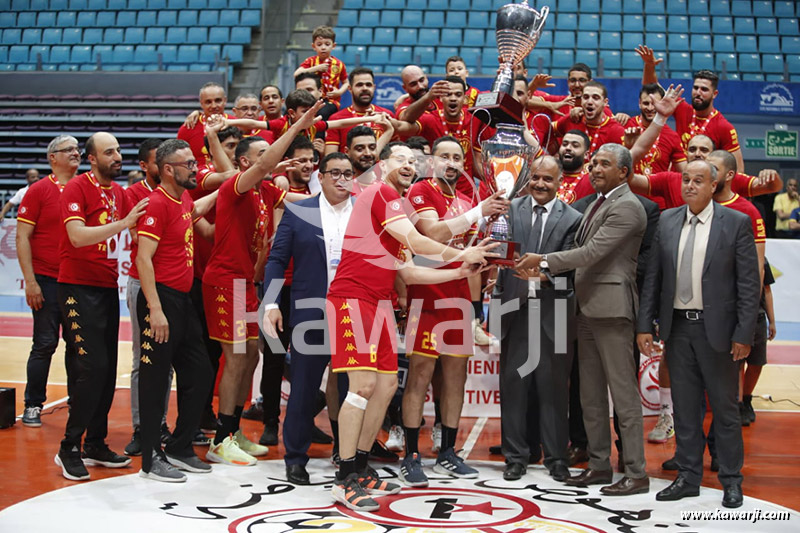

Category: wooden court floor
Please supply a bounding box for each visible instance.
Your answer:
[1,334,799,512]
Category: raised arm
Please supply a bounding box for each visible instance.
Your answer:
[630,84,684,164]
[635,44,664,89]
[398,80,449,123]
[65,198,148,248]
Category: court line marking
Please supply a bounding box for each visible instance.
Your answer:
[460,416,487,460]
[16,394,69,419]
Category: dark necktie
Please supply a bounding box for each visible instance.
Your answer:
[579,195,606,242]
[531,204,545,253]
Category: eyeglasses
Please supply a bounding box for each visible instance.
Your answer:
[169,160,198,170]
[52,146,80,154]
[322,169,354,181]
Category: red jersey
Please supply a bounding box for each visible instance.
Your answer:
[719,193,766,244]
[647,172,760,211]
[202,174,286,287]
[535,91,613,118]
[405,179,472,307]
[524,109,558,155]
[249,128,275,144]
[177,113,235,168]
[124,179,156,281]
[396,95,442,120]
[299,55,347,103]
[266,116,327,142]
[136,187,195,293]
[188,165,219,280]
[16,174,66,278]
[328,182,412,303]
[325,104,395,153]
[557,170,595,205]
[554,115,625,154]
[624,116,686,175]
[731,173,761,198]
[673,101,740,154]
[59,172,131,288]
[465,85,480,108]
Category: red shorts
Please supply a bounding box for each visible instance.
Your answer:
[202,282,259,344]
[407,307,473,358]
[328,296,398,374]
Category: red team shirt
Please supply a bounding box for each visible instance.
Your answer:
[188,165,218,280]
[673,101,741,154]
[718,193,767,244]
[17,174,66,278]
[136,187,196,293]
[124,179,156,281]
[324,104,394,153]
[553,115,626,154]
[266,116,328,142]
[59,172,130,288]
[624,116,686,175]
[299,55,347,104]
[647,172,766,210]
[557,170,596,205]
[177,113,235,168]
[396,96,442,120]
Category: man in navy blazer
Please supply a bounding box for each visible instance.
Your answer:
[263,152,355,484]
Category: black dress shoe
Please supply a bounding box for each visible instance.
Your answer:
[489,444,503,455]
[286,464,310,485]
[259,424,278,446]
[600,476,649,496]
[722,483,743,508]
[311,425,333,444]
[739,402,750,427]
[662,456,678,470]
[710,456,719,472]
[564,468,613,487]
[566,446,589,466]
[549,463,570,482]
[656,475,700,501]
[503,462,526,481]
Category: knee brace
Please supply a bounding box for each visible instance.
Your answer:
[345,391,368,411]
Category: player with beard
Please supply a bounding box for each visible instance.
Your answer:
[135,139,216,482]
[637,45,744,172]
[445,56,480,108]
[526,64,610,120]
[326,141,498,511]
[553,81,625,153]
[260,85,284,120]
[399,137,509,486]
[55,132,149,480]
[178,82,231,166]
[395,65,448,122]
[556,130,595,204]
[274,136,315,194]
[345,125,396,196]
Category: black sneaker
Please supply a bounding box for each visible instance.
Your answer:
[311,424,333,444]
[82,444,132,468]
[22,406,42,427]
[124,428,142,456]
[739,403,751,427]
[259,423,278,446]
[242,398,264,421]
[161,423,173,444]
[192,429,211,446]
[369,440,399,463]
[200,408,217,434]
[55,446,90,481]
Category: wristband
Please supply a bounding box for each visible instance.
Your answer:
[465,205,482,225]
[652,113,667,126]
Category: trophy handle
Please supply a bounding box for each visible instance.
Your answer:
[534,6,549,35]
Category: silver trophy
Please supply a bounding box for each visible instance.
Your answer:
[472,1,549,126]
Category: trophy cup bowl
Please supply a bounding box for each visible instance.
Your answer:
[471,1,549,126]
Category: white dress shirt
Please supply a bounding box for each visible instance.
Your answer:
[319,192,353,288]
[674,201,714,309]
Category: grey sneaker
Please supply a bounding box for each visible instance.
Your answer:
[55,447,90,481]
[139,453,187,483]
[22,406,42,427]
[434,448,478,479]
[166,452,212,473]
[399,452,428,487]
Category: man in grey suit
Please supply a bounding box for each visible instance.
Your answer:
[516,143,648,496]
[637,159,760,509]
[492,155,582,482]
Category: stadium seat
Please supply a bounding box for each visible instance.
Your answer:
[783,37,800,54]
[412,46,434,64]
[668,52,690,71]
[600,50,622,70]
[351,28,371,44]
[733,17,755,34]
[231,27,250,44]
[715,52,737,72]
[467,12,488,29]
[603,14,622,32]
[441,28,462,47]
[730,0,751,16]
[447,11,467,28]
[464,29,485,47]
[50,46,70,64]
[388,46,412,65]
[198,10,218,26]
[133,44,158,64]
[156,44,177,62]
[577,31,598,49]
[645,15,667,33]
[741,73,764,81]
[103,28,123,45]
[688,16,711,34]
[1,29,21,45]
[340,0,360,6]
[553,31,574,49]
[222,44,243,63]
[435,46,459,65]
[418,29,440,46]
[668,33,689,52]
[178,11,198,26]
[21,29,42,45]
[756,18,777,35]
[788,55,800,74]
[713,35,734,53]
[167,0,187,7]
[711,16,733,34]
[736,36,757,53]
[57,11,77,27]
[752,1,772,16]
[779,18,799,35]
[579,0,600,12]
[762,54,785,74]
[691,34,712,52]
[738,53,761,72]
[93,45,113,62]
[644,0,665,13]
[337,10,358,27]
[760,36,781,54]
[691,52,714,71]
[186,27,207,44]
[75,11,96,27]
[581,50,598,70]
[125,28,144,45]
[428,0,448,8]
[397,28,417,45]
[666,0,687,13]
[645,33,667,52]
[166,28,186,44]
[177,45,199,63]
[112,45,135,64]
[603,0,622,13]
[10,0,29,8]
[481,47,500,70]
[552,49,575,70]
[157,11,178,26]
[775,2,795,17]
[667,15,688,33]
[622,51,642,71]
[765,74,784,82]
[557,13,577,30]
[135,10,155,26]
[127,0,145,7]
[336,28,351,45]
[579,14,600,31]
[687,0,708,14]
[623,0,643,12]
[148,0,167,7]
[145,27,166,44]
[423,11,444,27]
[407,0,426,7]
[37,12,56,27]
[374,28,395,46]
[622,32,643,52]
[709,0,730,15]
[460,47,480,67]
[17,12,36,27]
[41,29,62,45]
[471,0,492,9]
[380,10,400,26]
[623,15,643,32]
[559,0,579,12]
[600,31,621,50]
[0,13,15,28]
[71,44,92,63]
[359,10,380,27]
[528,48,550,70]
[82,28,103,45]
[96,11,115,26]
[29,45,48,63]
[537,30,552,49]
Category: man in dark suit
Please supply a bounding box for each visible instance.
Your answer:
[263,152,355,485]
[492,155,582,482]
[637,159,760,509]
[516,143,648,496]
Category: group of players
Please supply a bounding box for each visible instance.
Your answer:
[15,23,783,512]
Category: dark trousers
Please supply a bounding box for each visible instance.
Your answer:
[666,316,743,488]
[25,274,75,408]
[261,285,292,425]
[190,277,221,416]
[568,339,588,449]
[58,283,119,450]
[283,327,329,466]
[137,284,213,471]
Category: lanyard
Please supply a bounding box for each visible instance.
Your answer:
[86,172,117,222]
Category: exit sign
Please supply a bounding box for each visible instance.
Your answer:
[766,130,798,159]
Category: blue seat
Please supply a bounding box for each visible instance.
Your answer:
[21,29,42,44]
[752,1,772,16]
[412,45,433,64]
[341,0,362,6]
[783,37,800,54]
[715,52,737,72]
[559,0,579,12]
[581,50,599,69]
[467,11,488,29]
[135,10,155,26]
[351,28,371,44]
[756,17,777,35]
[42,29,62,45]
[15,64,36,71]
[435,46,459,65]
[388,45,412,65]
[668,52,690,71]
[10,0,29,8]
[460,46,480,67]
[127,0,145,7]
[359,10,379,27]
[208,26,228,43]
[124,27,144,44]
[396,28,417,45]
[157,11,177,26]
[688,0,708,14]
[577,31,598,49]
[407,0,426,7]
[645,33,667,52]
[134,44,158,64]
[788,55,800,74]
[528,48,550,70]
[2,29,22,45]
[198,10,219,26]
[741,73,764,81]
[480,46,498,70]
[691,52,714,71]
[739,53,761,72]
[337,10,358,27]
[178,10,198,26]
[186,27,207,44]
[441,28,462,47]
[760,36,780,54]
[50,46,70,63]
[730,0,751,16]
[148,0,167,7]
[734,17,755,34]
[145,27,166,44]
[736,36,757,53]
[0,13,15,28]
[579,0,600,13]
[76,11,96,27]
[762,54,785,74]
[107,0,125,7]
[379,10,400,26]
[553,31,575,49]
[447,11,467,28]
[364,45,388,64]
[166,28,186,44]
[62,28,82,45]
[167,0,187,8]
[623,15,643,32]
[603,14,622,32]
[112,45,135,63]
[713,35,734,52]
[688,16,710,33]
[765,74,785,82]
[471,0,492,9]
[709,0,729,15]
[17,11,37,27]
[335,27,351,45]
[230,26,250,44]
[537,30,552,48]
[668,33,689,52]
[579,14,600,31]
[116,11,136,27]
[644,0,665,13]
[418,29,440,46]
[601,50,622,70]
[57,11,77,27]
[155,44,176,62]
[666,0,687,13]
[603,69,621,78]
[464,29,484,47]
[423,11,444,27]
[551,49,575,70]
[779,18,798,34]
[603,0,622,13]
[177,44,199,63]
[29,45,49,62]
[222,44,243,63]
[241,9,260,26]
[37,12,56,26]
[403,10,422,27]
[428,0,448,8]
[711,16,733,34]
[775,2,795,17]
[82,28,102,45]
[668,15,688,33]
[624,0,644,11]
[645,15,667,32]
[71,44,92,63]
[373,28,394,45]
[599,31,621,50]
[557,13,577,30]
[0,45,6,62]
[93,45,112,62]
[690,34,712,52]
[384,0,404,7]
[96,12,115,26]
[622,32,643,51]
[31,0,49,8]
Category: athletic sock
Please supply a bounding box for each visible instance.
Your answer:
[330,419,340,448]
[233,405,244,431]
[472,300,483,322]
[433,399,442,426]
[355,448,370,473]
[338,457,356,479]
[214,413,237,445]
[441,425,458,452]
[659,387,672,414]
[404,426,420,455]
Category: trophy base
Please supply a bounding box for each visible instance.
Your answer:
[487,239,519,266]
[470,92,524,127]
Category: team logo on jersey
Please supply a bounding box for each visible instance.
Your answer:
[144,216,156,226]
[413,195,423,204]
[390,200,401,211]
[18,206,26,214]
[141,355,152,365]
[69,202,79,212]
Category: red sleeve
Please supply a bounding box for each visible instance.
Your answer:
[314,119,328,133]
[61,180,87,224]
[647,172,669,200]
[731,173,755,197]
[407,182,437,215]
[375,184,406,226]
[338,60,348,85]
[668,129,687,164]
[553,115,573,136]
[16,182,41,226]
[300,56,313,69]
[715,118,741,153]
[266,117,287,132]
[260,181,287,208]
[325,126,342,147]
[116,184,132,219]
[415,112,439,145]
[137,198,167,242]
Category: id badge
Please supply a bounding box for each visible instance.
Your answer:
[329,241,342,269]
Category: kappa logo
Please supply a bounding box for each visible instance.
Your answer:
[141,341,153,351]
[342,330,354,338]
[69,202,79,212]
[346,357,358,365]
[66,296,77,305]
[219,319,229,328]
[142,328,153,338]
[217,307,227,315]
[345,343,356,352]
[67,309,79,318]
[78,347,87,355]
[340,316,352,325]
[141,355,152,365]
[74,335,83,343]
[71,322,80,330]
[216,294,227,303]
[339,302,351,310]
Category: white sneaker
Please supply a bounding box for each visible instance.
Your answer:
[206,435,257,466]
[431,423,442,453]
[385,425,404,452]
[648,410,675,443]
[472,318,491,346]
[233,429,269,457]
